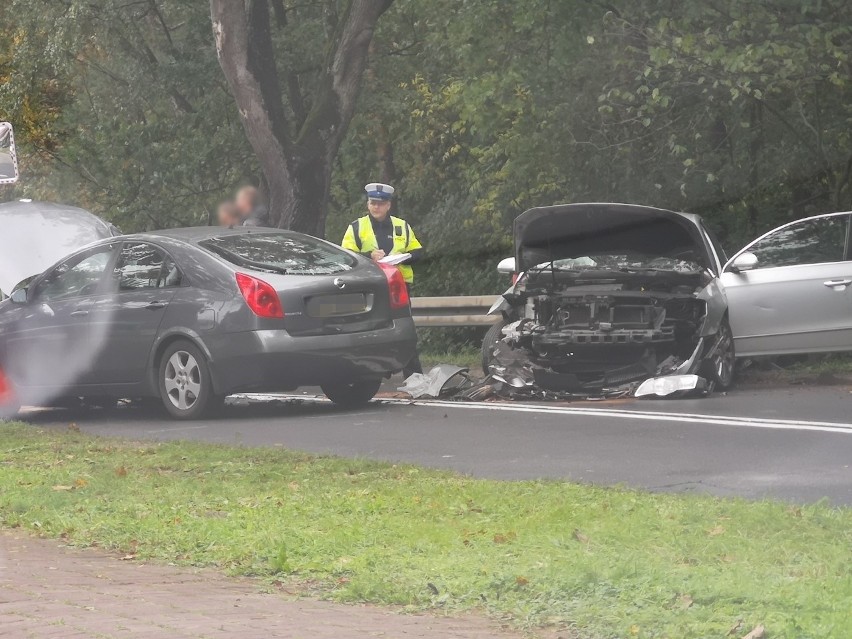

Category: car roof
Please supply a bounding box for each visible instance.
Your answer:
[131,226,289,243]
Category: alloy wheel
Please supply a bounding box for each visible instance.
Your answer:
[713,322,736,388]
[163,350,202,411]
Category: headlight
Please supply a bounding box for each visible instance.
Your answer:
[635,374,707,398]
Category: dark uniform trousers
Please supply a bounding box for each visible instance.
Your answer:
[404,284,423,378]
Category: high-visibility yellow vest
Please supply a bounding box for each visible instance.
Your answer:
[341,215,422,284]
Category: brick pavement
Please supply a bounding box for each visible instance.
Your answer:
[0,530,535,639]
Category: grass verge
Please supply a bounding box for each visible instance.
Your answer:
[1,422,850,638]
[420,346,482,373]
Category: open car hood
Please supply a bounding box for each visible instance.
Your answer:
[513,203,710,273]
[0,200,119,294]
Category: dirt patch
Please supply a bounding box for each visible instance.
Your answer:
[0,529,560,639]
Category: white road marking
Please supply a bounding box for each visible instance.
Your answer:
[237,393,852,436]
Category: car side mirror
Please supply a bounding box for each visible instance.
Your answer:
[10,288,28,304]
[496,257,516,275]
[728,251,758,273]
[0,122,19,185]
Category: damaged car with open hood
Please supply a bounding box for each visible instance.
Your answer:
[482,203,734,399]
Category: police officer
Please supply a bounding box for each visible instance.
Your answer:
[342,182,424,377]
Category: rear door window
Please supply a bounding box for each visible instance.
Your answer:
[199,232,356,275]
[113,242,182,291]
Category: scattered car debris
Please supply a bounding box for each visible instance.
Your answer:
[398,365,475,399]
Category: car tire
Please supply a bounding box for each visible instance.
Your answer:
[157,340,218,420]
[321,379,382,408]
[704,318,736,391]
[481,318,507,374]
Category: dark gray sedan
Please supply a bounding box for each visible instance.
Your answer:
[0,228,417,419]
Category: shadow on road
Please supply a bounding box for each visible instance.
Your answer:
[18,395,388,426]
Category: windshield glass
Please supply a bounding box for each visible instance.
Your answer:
[200,233,357,276]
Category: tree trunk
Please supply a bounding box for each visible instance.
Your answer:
[210,0,393,236]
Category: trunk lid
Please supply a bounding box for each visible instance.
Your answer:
[260,266,395,336]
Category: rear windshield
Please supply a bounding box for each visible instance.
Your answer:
[199,232,356,275]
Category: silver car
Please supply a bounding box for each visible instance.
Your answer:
[723,211,852,358]
[0,200,120,299]
[485,204,852,398]
[484,203,733,398]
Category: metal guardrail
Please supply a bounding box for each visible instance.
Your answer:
[410,295,500,327]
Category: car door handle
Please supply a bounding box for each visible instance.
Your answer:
[145,301,168,310]
[823,279,852,288]
[70,309,89,317]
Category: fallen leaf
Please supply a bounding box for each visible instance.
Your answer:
[120,554,137,561]
[573,529,590,544]
[52,485,74,491]
[515,576,529,587]
[74,478,88,488]
[741,625,765,639]
[629,625,640,636]
[115,466,128,477]
[493,532,516,544]
[708,525,726,536]
[678,594,694,609]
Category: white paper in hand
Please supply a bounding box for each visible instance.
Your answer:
[378,253,411,266]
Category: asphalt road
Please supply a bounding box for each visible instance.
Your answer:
[19,382,852,505]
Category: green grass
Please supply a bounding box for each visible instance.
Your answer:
[1,422,850,638]
[420,346,481,373]
[782,353,852,376]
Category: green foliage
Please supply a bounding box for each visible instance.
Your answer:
[1,0,254,230]
[2,423,851,637]
[4,0,852,258]
[337,0,852,256]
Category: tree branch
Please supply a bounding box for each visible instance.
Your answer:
[296,0,394,151]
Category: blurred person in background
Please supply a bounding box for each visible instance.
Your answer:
[235,185,270,227]
[216,201,240,228]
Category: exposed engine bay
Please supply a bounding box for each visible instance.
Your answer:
[477,204,733,400]
[487,268,712,397]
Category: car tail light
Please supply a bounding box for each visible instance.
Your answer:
[235,273,284,318]
[378,263,410,310]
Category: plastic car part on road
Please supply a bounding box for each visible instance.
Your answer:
[398,365,474,399]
